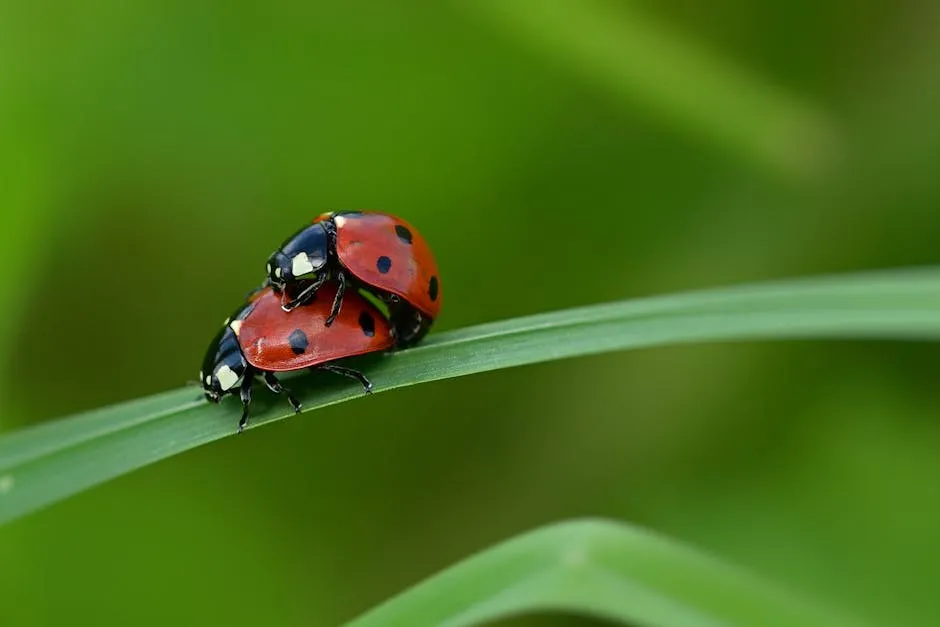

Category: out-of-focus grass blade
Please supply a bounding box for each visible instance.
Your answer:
[2,265,940,526]
[345,518,866,627]
[0,4,68,419]
[462,0,837,179]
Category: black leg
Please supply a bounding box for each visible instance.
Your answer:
[389,304,431,349]
[319,363,373,393]
[237,376,254,434]
[263,371,302,414]
[282,273,328,312]
[324,271,346,327]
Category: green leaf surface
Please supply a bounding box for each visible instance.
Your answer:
[2,266,940,526]
[345,518,866,627]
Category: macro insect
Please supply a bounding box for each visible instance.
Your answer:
[263,211,441,347]
[200,282,393,432]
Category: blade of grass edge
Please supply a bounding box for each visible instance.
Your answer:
[1,265,939,525]
[344,518,869,627]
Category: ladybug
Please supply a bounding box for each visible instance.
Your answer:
[263,211,441,347]
[201,281,393,432]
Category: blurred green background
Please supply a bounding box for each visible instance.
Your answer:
[2,1,939,625]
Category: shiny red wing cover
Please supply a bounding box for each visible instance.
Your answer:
[332,212,442,318]
[237,284,393,372]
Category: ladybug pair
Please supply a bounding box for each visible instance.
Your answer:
[200,211,441,432]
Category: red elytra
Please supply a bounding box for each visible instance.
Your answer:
[236,282,394,372]
[316,211,442,319]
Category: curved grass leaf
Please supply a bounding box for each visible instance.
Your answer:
[2,266,940,525]
[345,518,866,627]
[461,0,836,179]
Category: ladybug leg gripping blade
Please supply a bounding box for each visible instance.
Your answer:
[318,363,373,393]
[262,371,302,414]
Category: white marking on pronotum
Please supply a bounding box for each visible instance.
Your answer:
[334,215,347,228]
[0,474,14,494]
[216,365,240,391]
[291,252,315,277]
[229,319,243,336]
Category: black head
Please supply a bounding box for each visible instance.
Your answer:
[266,222,330,293]
[200,315,250,404]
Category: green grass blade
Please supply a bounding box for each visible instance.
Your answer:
[2,266,940,525]
[345,518,865,627]
[461,0,836,179]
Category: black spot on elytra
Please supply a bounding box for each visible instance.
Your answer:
[288,329,308,355]
[358,311,376,337]
[394,224,413,244]
[377,255,392,274]
[428,276,439,302]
